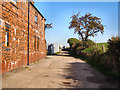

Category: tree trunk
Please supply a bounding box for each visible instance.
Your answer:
[85,36,88,41]
[78,31,84,41]
[85,29,90,41]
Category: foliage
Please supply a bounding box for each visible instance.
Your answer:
[85,39,96,48]
[68,37,120,85]
[45,23,52,29]
[69,12,104,41]
[62,47,69,51]
[97,43,108,52]
[81,48,94,53]
[68,38,102,55]
[81,47,103,55]
[106,37,120,74]
[71,48,120,85]
[67,38,80,46]
[107,36,120,58]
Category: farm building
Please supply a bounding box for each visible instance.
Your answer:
[0,0,46,73]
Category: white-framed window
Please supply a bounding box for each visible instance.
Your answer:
[5,23,11,47]
[5,29,10,47]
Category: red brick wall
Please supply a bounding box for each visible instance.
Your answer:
[0,0,2,74]
[1,1,46,73]
[29,3,46,64]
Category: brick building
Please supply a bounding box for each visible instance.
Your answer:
[0,0,46,73]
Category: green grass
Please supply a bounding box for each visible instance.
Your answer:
[71,53,120,86]
[81,48,94,53]
[81,43,109,54]
[47,51,61,55]
[85,56,120,84]
[97,43,109,52]
[52,51,61,55]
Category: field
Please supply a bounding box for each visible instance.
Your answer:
[97,43,109,52]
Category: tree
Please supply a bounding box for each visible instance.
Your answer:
[69,12,104,41]
[45,23,52,29]
[67,38,80,47]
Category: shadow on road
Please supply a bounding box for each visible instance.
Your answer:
[57,51,117,88]
[55,51,72,57]
[63,62,116,88]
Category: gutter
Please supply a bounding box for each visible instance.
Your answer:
[29,2,46,21]
[27,1,30,65]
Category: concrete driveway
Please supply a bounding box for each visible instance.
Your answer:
[2,51,116,88]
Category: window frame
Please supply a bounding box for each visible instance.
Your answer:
[35,15,38,23]
[34,36,36,50]
[5,27,10,47]
[35,12,38,24]
[37,37,39,50]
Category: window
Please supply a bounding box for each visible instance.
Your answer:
[34,36,36,50]
[35,12,38,23]
[35,15,38,23]
[37,37,39,50]
[5,23,11,28]
[5,23,11,47]
[5,29,10,47]
[35,12,37,15]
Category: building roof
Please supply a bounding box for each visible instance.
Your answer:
[30,2,46,21]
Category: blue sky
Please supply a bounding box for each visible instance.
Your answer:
[35,2,118,46]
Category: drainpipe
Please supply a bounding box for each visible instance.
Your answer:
[27,1,30,65]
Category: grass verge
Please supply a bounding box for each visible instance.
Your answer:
[71,53,120,87]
